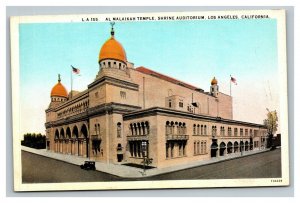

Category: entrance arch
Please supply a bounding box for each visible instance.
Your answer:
[55,129,59,139]
[234,141,239,153]
[72,126,79,155]
[227,142,233,154]
[210,142,218,157]
[219,142,226,156]
[80,124,89,157]
[66,127,71,138]
[240,141,244,152]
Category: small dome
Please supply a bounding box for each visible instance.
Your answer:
[51,75,68,98]
[98,27,127,63]
[211,77,218,85]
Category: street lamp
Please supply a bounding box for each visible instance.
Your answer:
[141,141,147,174]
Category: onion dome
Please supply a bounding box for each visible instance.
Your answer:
[98,24,127,63]
[50,74,68,98]
[211,77,218,85]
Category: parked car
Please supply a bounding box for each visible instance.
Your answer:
[80,161,96,170]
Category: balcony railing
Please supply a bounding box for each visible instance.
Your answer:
[166,134,189,141]
[127,135,149,141]
[91,134,102,140]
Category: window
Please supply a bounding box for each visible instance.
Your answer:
[204,125,207,135]
[194,142,196,155]
[193,124,196,135]
[120,91,126,99]
[179,100,183,108]
[169,100,172,108]
[166,143,169,158]
[212,126,217,136]
[234,128,238,136]
[228,127,232,136]
[197,125,200,135]
[240,128,243,136]
[245,129,248,136]
[108,62,111,67]
[117,122,121,138]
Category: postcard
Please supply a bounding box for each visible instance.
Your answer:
[10,9,289,191]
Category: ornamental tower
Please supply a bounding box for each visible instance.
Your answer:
[98,22,128,72]
[210,77,219,97]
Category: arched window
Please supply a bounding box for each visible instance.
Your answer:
[145,121,150,134]
[197,142,200,154]
[201,125,203,135]
[117,122,121,138]
[194,142,196,155]
[204,125,207,135]
[193,124,196,135]
[197,124,200,135]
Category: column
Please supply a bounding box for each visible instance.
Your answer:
[82,139,87,157]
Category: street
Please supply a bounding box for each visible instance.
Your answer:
[22,148,281,183]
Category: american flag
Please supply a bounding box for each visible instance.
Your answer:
[230,76,237,85]
[71,65,80,74]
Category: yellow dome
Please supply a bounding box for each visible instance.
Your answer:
[99,36,127,63]
[51,75,68,98]
[99,26,127,63]
[211,77,218,85]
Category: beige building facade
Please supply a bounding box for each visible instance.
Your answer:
[45,26,267,169]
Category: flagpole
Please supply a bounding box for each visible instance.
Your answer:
[71,67,73,98]
[230,75,232,96]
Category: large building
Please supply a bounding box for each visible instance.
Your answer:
[45,25,267,169]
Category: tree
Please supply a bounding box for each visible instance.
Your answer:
[263,109,278,148]
[21,133,46,149]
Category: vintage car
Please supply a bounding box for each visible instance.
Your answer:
[80,161,96,170]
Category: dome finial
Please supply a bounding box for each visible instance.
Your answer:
[110,21,115,37]
[58,74,61,82]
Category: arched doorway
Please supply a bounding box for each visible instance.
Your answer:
[234,141,239,153]
[240,141,244,152]
[227,142,233,154]
[80,124,89,157]
[117,143,123,162]
[250,138,253,150]
[54,129,59,152]
[72,126,79,155]
[219,142,226,156]
[245,141,249,151]
[211,141,218,157]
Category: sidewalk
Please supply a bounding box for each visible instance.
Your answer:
[22,146,269,178]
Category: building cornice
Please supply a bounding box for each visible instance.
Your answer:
[45,102,141,128]
[88,75,139,91]
[123,107,266,128]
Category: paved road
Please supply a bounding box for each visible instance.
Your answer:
[143,149,282,180]
[22,149,281,183]
[22,151,124,183]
